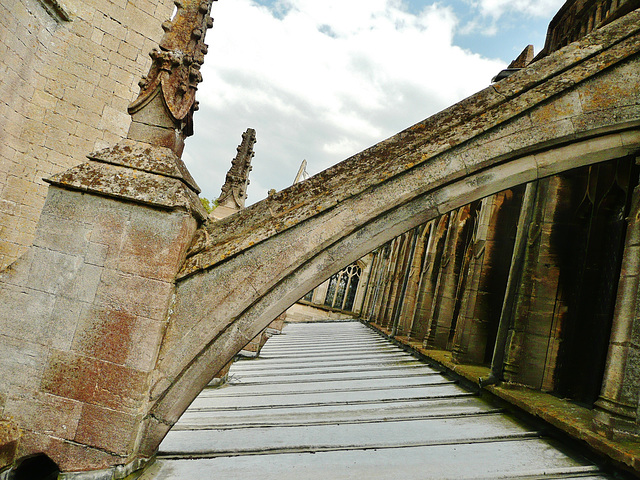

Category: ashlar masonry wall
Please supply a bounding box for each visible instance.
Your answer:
[0,0,174,268]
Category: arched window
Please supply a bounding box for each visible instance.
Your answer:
[324,264,362,311]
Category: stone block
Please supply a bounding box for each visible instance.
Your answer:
[75,405,139,456]
[117,41,139,62]
[535,133,626,178]
[95,269,173,321]
[26,248,84,296]
[85,241,109,267]
[125,317,165,371]
[41,349,148,412]
[579,58,640,114]
[0,283,56,345]
[31,89,57,110]
[92,361,148,411]
[32,215,91,257]
[89,205,129,248]
[0,335,48,394]
[41,350,101,405]
[17,429,122,472]
[71,305,139,365]
[533,88,584,124]
[112,210,192,282]
[48,297,84,351]
[98,105,129,137]
[5,393,82,441]
[90,28,104,46]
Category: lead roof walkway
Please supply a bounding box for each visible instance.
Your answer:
[141,321,615,479]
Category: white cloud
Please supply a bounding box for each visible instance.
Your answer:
[185,0,506,205]
[474,0,565,20]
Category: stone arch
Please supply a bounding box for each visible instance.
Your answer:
[141,126,640,454]
[140,19,640,452]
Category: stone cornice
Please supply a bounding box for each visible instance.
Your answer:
[45,140,207,222]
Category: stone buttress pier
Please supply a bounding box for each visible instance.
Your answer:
[0,0,212,476]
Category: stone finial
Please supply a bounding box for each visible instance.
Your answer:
[508,45,535,68]
[493,45,535,82]
[127,0,217,156]
[215,128,257,216]
[293,159,310,184]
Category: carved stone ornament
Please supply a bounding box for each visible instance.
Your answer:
[217,128,257,210]
[128,0,216,139]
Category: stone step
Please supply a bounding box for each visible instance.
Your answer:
[174,396,502,429]
[144,440,605,480]
[161,413,538,456]
[142,321,612,480]
[206,372,448,397]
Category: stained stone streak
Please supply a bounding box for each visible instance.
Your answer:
[141,321,614,479]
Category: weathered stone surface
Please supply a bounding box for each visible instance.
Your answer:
[0,419,19,471]
[88,139,200,193]
[75,404,141,456]
[46,161,207,222]
[0,0,174,268]
[0,180,198,470]
[16,430,125,472]
[5,393,82,442]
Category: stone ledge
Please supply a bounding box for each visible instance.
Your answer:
[45,161,207,222]
[38,0,73,22]
[365,321,640,477]
[87,140,200,194]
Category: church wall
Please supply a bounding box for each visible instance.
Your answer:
[0,0,173,269]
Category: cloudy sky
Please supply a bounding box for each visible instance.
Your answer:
[183,0,566,205]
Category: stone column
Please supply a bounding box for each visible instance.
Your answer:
[391,228,420,336]
[351,254,374,315]
[368,243,393,325]
[502,176,568,390]
[379,236,406,329]
[395,224,430,338]
[384,233,413,330]
[410,214,449,342]
[451,197,492,363]
[452,188,523,365]
[425,205,475,350]
[360,250,382,318]
[594,158,640,438]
